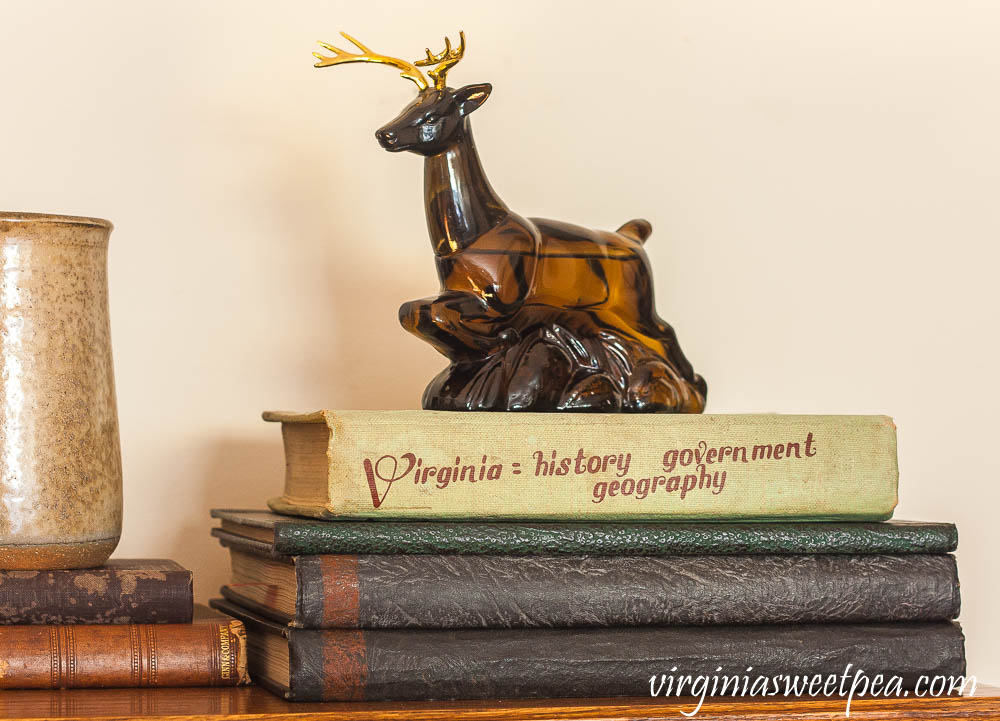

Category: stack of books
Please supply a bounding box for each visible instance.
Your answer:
[0,560,248,689]
[210,410,966,702]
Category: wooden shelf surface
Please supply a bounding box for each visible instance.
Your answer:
[0,685,995,721]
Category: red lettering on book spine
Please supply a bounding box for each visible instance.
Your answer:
[362,453,416,508]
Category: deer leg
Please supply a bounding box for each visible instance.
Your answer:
[399,290,513,361]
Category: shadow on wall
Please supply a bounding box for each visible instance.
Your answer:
[235,122,441,410]
[164,147,442,602]
[166,437,284,603]
[311,249,440,409]
[162,84,452,597]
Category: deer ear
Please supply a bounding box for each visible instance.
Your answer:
[455,83,492,116]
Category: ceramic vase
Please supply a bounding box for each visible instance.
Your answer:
[0,212,122,569]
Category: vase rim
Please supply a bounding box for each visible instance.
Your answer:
[0,211,113,230]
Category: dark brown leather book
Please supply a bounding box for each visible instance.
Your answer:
[210,598,966,702]
[216,537,960,629]
[0,605,249,689]
[0,559,193,625]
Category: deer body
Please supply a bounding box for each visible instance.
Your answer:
[316,32,706,412]
[404,119,681,361]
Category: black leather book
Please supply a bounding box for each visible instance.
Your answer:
[210,598,966,702]
[217,534,960,628]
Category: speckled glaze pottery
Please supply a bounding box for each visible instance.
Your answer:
[0,212,122,569]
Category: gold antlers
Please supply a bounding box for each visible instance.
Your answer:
[416,32,466,91]
[314,32,429,90]
[314,31,466,92]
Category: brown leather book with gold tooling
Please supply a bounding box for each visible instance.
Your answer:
[0,605,248,690]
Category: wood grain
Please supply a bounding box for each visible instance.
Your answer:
[0,684,994,721]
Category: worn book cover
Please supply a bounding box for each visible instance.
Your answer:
[211,509,958,556]
[210,599,965,702]
[0,605,248,689]
[217,540,960,629]
[0,559,193,625]
[264,411,898,520]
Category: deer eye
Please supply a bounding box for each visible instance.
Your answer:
[423,114,440,124]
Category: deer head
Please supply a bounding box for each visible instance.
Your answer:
[314,32,491,156]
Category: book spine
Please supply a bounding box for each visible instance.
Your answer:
[0,620,248,688]
[284,622,965,701]
[289,553,959,629]
[0,568,193,625]
[261,521,959,556]
[271,412,899,520]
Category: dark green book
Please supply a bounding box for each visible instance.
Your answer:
[210,509,957,557]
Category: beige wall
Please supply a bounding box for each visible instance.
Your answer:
[1,0,996,680]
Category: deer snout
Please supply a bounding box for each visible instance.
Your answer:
[375,128,398,149]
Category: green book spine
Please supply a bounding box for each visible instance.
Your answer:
[210,511,958,556]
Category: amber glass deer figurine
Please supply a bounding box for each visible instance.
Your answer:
[316,33,707,413]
